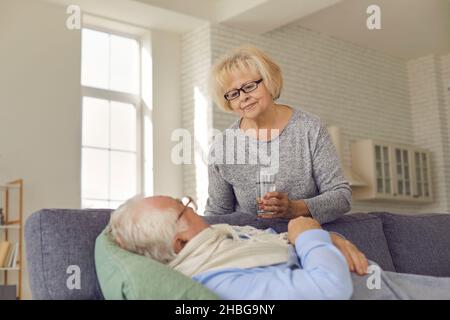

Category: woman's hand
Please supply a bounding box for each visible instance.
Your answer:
[330,233,369,275]
[258,192,301,219]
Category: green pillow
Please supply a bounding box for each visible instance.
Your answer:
[94,228,220,300]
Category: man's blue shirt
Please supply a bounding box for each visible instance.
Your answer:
[192,229,353,300]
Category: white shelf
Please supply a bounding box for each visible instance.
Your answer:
[0,225,20,230]
[0,267,19,271]
[0,185,20,192]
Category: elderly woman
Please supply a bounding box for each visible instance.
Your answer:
[205,45,351,224]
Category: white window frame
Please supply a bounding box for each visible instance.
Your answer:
[81,25,145,208]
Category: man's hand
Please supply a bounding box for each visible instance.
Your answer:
[287,216,321,244]
[330,233,369,275]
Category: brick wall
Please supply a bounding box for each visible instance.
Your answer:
[181,21,450,214]
[442,54,450,173]
[407,55,450,213]
[180,23,212,212]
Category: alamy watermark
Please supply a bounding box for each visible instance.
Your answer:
[366,265,382,290]
[66,5,81,30]
[171,128,281,174]
[367,5,381,30]
[66,265,81,290]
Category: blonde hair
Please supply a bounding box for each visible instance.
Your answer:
[210,45,283,112]
[108,195,180,264]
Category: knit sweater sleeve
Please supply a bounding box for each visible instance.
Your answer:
[303,123,352,224]
[204,163,236,216]
[204,137,236,216]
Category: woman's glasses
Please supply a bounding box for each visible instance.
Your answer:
[224,79,263,101]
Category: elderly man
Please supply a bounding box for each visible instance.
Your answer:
[108,195,367,300]
[107,195,450,300]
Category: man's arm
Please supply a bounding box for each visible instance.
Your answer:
[329,232,369,275]
[192,228,353,300]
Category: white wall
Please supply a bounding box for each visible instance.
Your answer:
[442,54,450,160]
[441,54,450,210]
[0,0,82,300]
[151,30,183,198]
[0,0,184,299]
[180,24,212,212]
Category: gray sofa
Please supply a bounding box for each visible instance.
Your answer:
[25,209,450,300]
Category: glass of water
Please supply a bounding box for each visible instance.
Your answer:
[256,171,276,214]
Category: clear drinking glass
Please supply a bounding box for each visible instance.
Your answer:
[256,171,276,214]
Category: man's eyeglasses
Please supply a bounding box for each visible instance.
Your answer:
[224,79,263,101]
[175,196,197,222]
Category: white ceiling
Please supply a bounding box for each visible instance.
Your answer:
[136,0,450,59]
[136,0,343,34]
[297,0,450,59]
[44,0,207,33]
[45,0,450,59]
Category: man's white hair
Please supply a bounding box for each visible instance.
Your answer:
[108,195,180,264]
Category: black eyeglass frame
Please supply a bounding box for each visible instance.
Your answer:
[223,78,263,101]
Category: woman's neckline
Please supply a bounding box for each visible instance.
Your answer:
[236,105,299,143]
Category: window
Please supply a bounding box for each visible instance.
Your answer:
[81,28,142,209]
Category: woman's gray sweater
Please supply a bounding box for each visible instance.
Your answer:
[204,107,352,224]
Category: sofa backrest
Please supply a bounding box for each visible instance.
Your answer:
[372,212,450,277]
[25,209,111,300]
[322,213,396,272]
[26,209,396,300]
[205,212,397,272]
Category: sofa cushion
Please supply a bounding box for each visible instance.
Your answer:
[373,212,450,277]
[94,228,219,300]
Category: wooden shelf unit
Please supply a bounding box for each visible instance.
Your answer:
[0,179,23,300]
